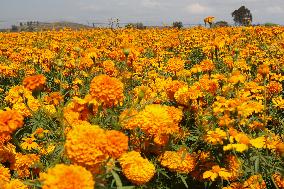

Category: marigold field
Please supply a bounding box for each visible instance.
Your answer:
[0,26,283,189]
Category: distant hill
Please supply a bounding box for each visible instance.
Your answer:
[2,21,92,32]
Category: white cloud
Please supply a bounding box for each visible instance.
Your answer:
[79,5,101,11]
[185,3,211,14]
[141,0,161,8]
[266,6,283,14]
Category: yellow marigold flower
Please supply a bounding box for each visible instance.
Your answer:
[223,144,248,153]
[32,127,49,139]
[166,57,185,73]
[0,165,11,187]
[39,164,94,189]
[159,149,196,173]
[65,124,108,173]
[4,86,32,104]
[40,144,56,155]
[243,175,266,189]
[203,165,232,181]
[250,136,265,148]
[20,136,39,150]
[11,153,39,178]
[4,179,28,189]
[23,74,46,91]
[119,151,155,185]
[122,104,180,146]
[205,128,227,145]
[228,71,246,84]
[272,96,284,109]
[0,110,24,144]
[174,86,190,106]
[89,75,124,108]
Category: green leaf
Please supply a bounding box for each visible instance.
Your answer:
[117,186,135,189]
[254,156,259,173]
[111,170,123,187]
[179,175,188,189]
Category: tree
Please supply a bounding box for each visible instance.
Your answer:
[125,22,145,29]
[172,21,183,29]
[214,21,229,27]
[11,25,18,32]
[232,6,252,26]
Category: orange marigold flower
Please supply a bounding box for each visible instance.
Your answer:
[267,81,282,95]
[4,179,28,189]
[273,173,284,189]
[0,143,16,163]
[89,75,124,108]
[39,164,94,189]
[10,153,39,178]
[104,130,129,159]
[159,149,196,173]
[44,92,63,106]
[119,151,155,185]
[257,64,270,76]
[165,80,187,100]
[0,110,24,144]
[166,57,185,73]
[0,165,11,187]
[200,59,215,72]
[101,60,117,76]
[243,175,266,189]
[121,104,181,146]
[225,155,242,181]
[23,74,46,91]
[65,124,108,173]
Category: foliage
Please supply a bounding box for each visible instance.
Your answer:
[172,21,183,29]
[232,6,253,26]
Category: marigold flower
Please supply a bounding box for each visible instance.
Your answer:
[243,175,266,189]
[39,164,94,189]
[89,75,124,108]
[20,136,39,150]
[0,165,11,187]
[159,149,196,173]
[121,104,181,146]
[119,151,155,185]
[4,179,28,189]
[10,153,39,178]
[65,124,108,173]
[166,57,185,73]
[200,59,215,72]
[23,74,46,91]
[205,128,227,145]
[104,130,129,159]
[267,81,282,95]
[273,173,284,189]
[165,80,187,100]
[0,110,24,144]
[0,143,16,163]
[203,165,232,181]
[257,64,270,76]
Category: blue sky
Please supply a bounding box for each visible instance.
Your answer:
[0,0,283,28]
